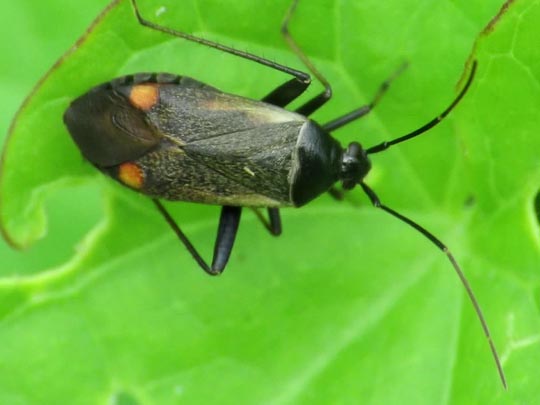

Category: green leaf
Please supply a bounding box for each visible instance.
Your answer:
[1,0,539,403]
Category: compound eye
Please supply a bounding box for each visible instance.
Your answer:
[345,141,362,158]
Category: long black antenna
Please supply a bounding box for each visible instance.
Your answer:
[359,182,507,389]
[367,61,477,155]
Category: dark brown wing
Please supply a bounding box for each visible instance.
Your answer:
[142,77,308,205]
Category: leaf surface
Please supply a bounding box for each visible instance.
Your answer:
[1,0,538,403]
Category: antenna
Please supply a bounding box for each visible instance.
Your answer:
[359,182,507,389]
[367,61,477,155]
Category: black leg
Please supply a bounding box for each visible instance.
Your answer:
[131,0,334,115]
[322,62,408,132]
[358,182,506,388]
[251,208,282,236]
[212,206,242,272]
[153,200,241,275]
[261,78,310,108]
[130,0,311,101]
[327,186,344,201]
[281,0,333,116]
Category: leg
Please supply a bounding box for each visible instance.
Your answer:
[281,0,333,116]
[358,182,506,388]
[132,0,330,115]
[261,78,310,108]
[131,0,311,108]
[251,208,282,236]
[322,62,408,132]
[153,200,242,275]
[212,206,243,272]
[327,186,344,201]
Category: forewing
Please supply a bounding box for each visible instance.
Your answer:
[145,77,307,203]
[147,77,306,143]
[184,121,304,203]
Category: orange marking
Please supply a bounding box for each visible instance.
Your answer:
[118,162,144,189]
[129,83,159,111]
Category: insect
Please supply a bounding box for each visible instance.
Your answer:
[63,0,506,387]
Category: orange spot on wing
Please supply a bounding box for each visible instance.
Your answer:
[118,162,144,189]
[129,83,159,111]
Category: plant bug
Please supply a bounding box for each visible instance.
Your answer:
[62,0,506,388]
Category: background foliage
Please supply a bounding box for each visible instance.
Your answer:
[1,0,539,403]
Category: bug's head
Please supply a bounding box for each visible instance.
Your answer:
[340,141,371,190]
[330,61,478,193]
